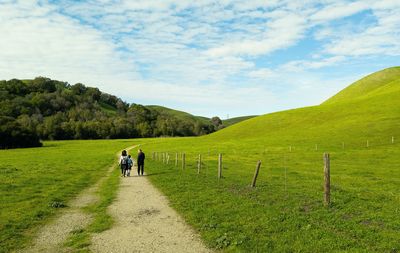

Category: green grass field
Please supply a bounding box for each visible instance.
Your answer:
[135,67,400,251]
[1,67,399,252]
[0,139,133,252]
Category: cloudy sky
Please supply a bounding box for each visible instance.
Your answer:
[0,0,399,118]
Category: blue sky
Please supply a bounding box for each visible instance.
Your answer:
[0,0,399,118]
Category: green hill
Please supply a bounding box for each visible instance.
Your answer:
[147,105,211,125]
[222,115,257,127]
[323,66,400,105]
[148,105,255,129]
[140,66,400,252]
[209,66,400,145]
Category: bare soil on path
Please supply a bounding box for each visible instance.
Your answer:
[19,182,99,253]
[90,172,211,253]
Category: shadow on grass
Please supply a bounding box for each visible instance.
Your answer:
[122,171,173,178]
[145,171,174,177]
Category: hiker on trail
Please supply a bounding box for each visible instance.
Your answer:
[126,155,133,177]
[137,149,145,176]
[119,150,129,177]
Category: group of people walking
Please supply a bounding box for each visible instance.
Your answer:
[119,149,145,177]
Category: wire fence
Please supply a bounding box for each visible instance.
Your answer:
[146,135,400,208]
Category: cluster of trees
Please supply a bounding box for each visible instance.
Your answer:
[0,77,221,148]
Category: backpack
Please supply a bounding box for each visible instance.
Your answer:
[121,156,128,165]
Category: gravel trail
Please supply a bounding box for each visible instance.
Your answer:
[90,171,211,253]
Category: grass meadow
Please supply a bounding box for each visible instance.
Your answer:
[0,139,133,252]
[141,137,400,252]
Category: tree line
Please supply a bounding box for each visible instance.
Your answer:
[0,77,223,148]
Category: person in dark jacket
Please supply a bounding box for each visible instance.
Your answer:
[119,150,128,177]
[137,149,145,176]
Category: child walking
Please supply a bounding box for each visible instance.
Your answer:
[126,155,133,177]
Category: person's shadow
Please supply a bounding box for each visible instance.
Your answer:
[136,171,172,177]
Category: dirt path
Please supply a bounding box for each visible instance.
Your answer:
[20,146,138,253]
[20,182,98,253]
[90,171,211,253]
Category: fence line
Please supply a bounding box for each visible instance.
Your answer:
[148,135,398,206]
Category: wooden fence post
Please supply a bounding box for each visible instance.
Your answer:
[175,153,178,167]
[182,153,186,170]
[162,153,165,164]
[289,146,292,152]
[197,154,202,174]
[324,153,330,206]
[218,154,222,179]
[392,136,395,144]
[166,153,170,165]
[251,160,262,187]
[152,152,155,160]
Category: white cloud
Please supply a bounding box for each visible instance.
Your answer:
[0,0,398,117]
[310,1,369,23]
[322,6,400,57]
[205,12,307,57]
[248,68,274,80]
[0,1,138,84]
[282,56,346,71]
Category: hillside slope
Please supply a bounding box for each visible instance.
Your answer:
[208,67,400,146]
[147,105,211,125]
[323,66,400,105]
[222,115,257,127]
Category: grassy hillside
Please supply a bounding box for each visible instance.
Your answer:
[148,106,257,128]
[222,115,257,127]
[323,66,400,105]
[137,67,400,252]
[210,68,400,145]
[147,105,211,125]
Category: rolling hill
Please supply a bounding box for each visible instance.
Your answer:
[147,105,256,129]
[222,115,257,127]
[209,66,400,146]
[323,66,400,105]
[146,105,211,125]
